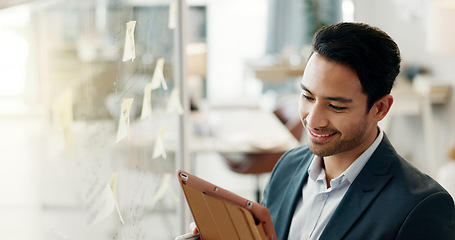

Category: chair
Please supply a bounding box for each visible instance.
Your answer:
[221,102,303,202]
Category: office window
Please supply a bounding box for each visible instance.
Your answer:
[266,0,343,55]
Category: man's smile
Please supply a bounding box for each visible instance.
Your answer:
[303,118,338,142]
[307,128,338,143]
[308,129,335,138]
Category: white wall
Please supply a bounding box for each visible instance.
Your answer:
[354,0,455,176]
[206,0,268,100]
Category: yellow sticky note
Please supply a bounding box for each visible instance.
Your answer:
[90,173,123,225]
[90,184,115,225]
[166,87,184,115]
[151,58,168,90]
[168,1,178,29]
[150,173,180,209]
[152,128,167,159]
[109,172,124,224]
[141,82,154,120]
[53,88,73,150]
[116,98,134,142]
[122,21,136,62]
[151,173,171,208]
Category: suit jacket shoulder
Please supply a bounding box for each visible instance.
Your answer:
[263,145,313,207]
[262,145,314,239]
[322,135,455,239]
[263,136,455,240]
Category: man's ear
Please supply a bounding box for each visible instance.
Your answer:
[371,94,393,121]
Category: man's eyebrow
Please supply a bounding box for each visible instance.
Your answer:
[325,96,353,103]
[300,83,313,94]
[300,83,353,103]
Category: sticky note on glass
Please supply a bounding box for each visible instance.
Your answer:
[168,1,178,29]
[150,58,168,90]
[166,87,184,115]
[90,173,124,225]
[116,98,134,142]
[109,172,124,224]
[122,21,136,62]
[53,88,74,149]
[141,82,154,120]
[152,128,167,159]
[151,173,171,208]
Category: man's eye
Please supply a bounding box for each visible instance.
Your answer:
[301,94,314,101]
[330,104,347,111]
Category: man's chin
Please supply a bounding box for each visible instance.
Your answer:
[308,139,359,158]
[308,144,336,157]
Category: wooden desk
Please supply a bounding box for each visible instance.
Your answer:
[190,108,300,154]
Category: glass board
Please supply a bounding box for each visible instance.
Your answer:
[0,0,188,239]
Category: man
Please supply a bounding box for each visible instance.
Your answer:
[262,22,455,239]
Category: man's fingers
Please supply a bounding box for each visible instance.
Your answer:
[189,222,199,235]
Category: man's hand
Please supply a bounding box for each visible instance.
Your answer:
[190,222,199,235]
[174,222,200,240]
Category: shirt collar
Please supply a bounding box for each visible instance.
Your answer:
[308,128,384,183]
[308,156,324,181]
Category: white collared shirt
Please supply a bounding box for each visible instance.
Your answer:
[288,130,384,240]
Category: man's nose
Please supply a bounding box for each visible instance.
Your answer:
[304,104,329,129]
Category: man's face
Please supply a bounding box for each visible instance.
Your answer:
[299,53,379,159]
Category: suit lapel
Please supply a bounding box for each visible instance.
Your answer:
[319,136,395,240]
[275,152,313,240]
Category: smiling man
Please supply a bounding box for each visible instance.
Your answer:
[262,22,455,240]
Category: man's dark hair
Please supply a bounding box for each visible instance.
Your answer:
[312,22,401,110]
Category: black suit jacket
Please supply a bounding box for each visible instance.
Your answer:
[263,135,455,239]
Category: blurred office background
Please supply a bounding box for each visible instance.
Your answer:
[1,0,455,239]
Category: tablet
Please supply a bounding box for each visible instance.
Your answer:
[177,169,277,240]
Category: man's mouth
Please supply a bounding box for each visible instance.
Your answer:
[308,129,337,138]
[302,118,338,141]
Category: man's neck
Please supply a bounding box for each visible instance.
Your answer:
[322,157,353,188]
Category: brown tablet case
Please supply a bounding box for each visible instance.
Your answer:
[177,170,277,240]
